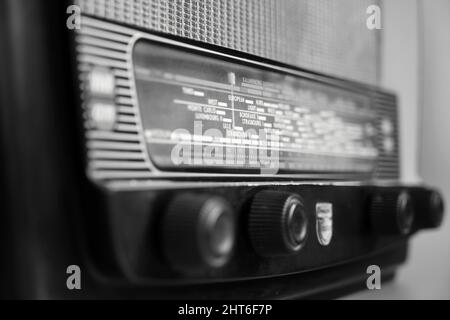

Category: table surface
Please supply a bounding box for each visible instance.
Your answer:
[342,221,450,299]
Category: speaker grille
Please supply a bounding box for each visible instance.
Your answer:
[373,92,400,180]
[76,0,381,85]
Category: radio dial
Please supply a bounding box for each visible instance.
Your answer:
[248,191,308,257]
[413,189,445,229]
[161,194,236,274]
[370,190,414,235]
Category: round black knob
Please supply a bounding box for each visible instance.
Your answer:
[161,194,235,274]
[414,189,445,229]
[248,191,308,257]
[370,190,414,235]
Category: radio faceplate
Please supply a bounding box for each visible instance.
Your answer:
[90,183,442,284]
[76,17,399,187]
[134,41,378,175]
[68,15,444,300]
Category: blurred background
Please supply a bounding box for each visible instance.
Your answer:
[346,0,450,299]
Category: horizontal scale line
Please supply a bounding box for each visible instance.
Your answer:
[87,141,143,151]
[90,171,154,180]
[87,131,140,142]
[78,54,128,70]
[90,161,149,169]
[77,45,128,61]
[76,35,128,52]
[88,150,146,160]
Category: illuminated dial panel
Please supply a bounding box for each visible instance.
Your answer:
[133,41,379,175]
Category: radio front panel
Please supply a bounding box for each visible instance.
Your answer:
[134,41,378,175]
[76,17,399,187]
[1,0,445,301]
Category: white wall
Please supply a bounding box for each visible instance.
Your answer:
[381,0,450,299]
[411,0,450,299]
[381,0,421,183]
[346,0,450,299]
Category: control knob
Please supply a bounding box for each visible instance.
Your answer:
[248,191,309,257]
[369,189,414,235]
[161,194,236,274]
[413,188,445,229]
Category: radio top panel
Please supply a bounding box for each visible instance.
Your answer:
[76,17,399,188]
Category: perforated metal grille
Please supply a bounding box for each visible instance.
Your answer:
[374,93,400,180]
[76,0,381,85]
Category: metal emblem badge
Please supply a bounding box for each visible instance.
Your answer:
[316,203,333,246]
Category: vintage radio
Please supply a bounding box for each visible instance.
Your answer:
[0,0,444,299]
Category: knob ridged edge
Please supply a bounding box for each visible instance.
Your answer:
[249,191,307,256]
[161,194,235,274]
[370,190,414,235]
[414,189,445,229]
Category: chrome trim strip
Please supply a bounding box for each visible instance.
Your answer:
[106,179,407,192]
